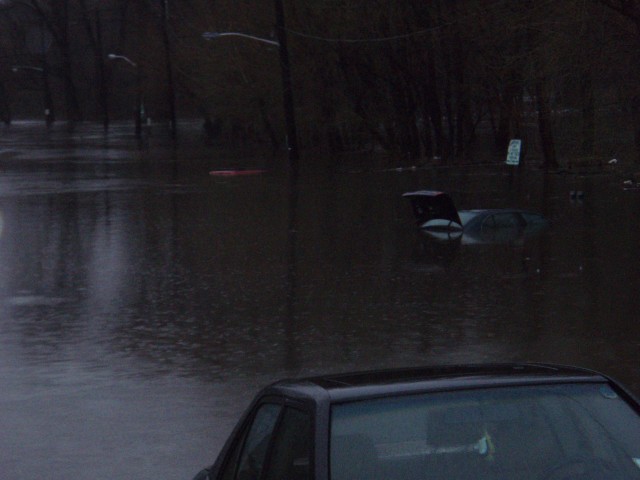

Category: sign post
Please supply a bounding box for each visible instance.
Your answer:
[506,139,522,166]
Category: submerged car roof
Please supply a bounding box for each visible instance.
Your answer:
[267,363,608,403]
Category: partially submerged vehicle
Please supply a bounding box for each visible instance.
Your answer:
[192,363,640,480]
[403,190,549,244]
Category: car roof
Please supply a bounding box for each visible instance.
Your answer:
[266,363,608,404]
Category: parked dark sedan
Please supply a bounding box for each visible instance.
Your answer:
[192,363,640,480]
[403,190,549,244]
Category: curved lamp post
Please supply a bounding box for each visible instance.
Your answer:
[202,25,299,176]
[107,54,144,138]
[107,53,137,68]
[201,32,279,46]
[11,65,43,73]
[12,65,54,126]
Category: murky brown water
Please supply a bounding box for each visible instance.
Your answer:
[1,122,639,479]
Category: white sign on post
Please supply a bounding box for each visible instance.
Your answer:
[506,139,522,166]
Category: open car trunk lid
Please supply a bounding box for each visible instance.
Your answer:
[403,190,462,228]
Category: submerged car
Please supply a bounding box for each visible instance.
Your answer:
[403,190,549,244]
[192,363,640,480]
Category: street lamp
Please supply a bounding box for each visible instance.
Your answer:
[12,65,43,73]
[107,53,137,68]
[107,54,144,138]
[12,65,54,126]
[201,32,279,46]
[202,25,299,176]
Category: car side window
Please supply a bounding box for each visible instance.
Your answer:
[264,407,313,480]
[221,403,282,480]
[490,213,520,228]
[521,212,545,225]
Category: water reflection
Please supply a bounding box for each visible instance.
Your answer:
[2,122,640,479]
[408,235,460,273]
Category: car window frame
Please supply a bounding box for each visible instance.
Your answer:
[233,402,283,480]
[263,402,315,480]
[215,394,316,480]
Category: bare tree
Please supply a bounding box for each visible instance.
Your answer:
[77,0,130,129]
[18,0,82,122]
[594,0,640,163]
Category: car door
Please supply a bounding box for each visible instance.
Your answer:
[217,399,313,480]
[479,213,523,243]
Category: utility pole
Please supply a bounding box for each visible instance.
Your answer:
[273,0,299,177]
[160,0,177,139]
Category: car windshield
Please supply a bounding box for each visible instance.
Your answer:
[330,383,640,480]
[458,210,482,226]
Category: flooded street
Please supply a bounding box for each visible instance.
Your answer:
[1,122,640,479]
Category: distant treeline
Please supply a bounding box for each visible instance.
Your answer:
[0,0,638,166]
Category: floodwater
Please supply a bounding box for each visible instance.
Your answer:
[1,121,639,479]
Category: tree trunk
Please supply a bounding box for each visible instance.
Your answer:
[42,60,55,126]
[424,34,444,159]
[60,49,82,122]
[535,78,558,170]
[631,95,640,164]
[0,81,10,125]
[257,97,279,151]
[160,0,177,139]
[580,71,595,156]
[95,10,109,129]
[80,2,109,128]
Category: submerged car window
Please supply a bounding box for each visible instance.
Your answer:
[521,212,546,225]
[458,211,481,226]
[485,213,520,228]
[330,384,640,480]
